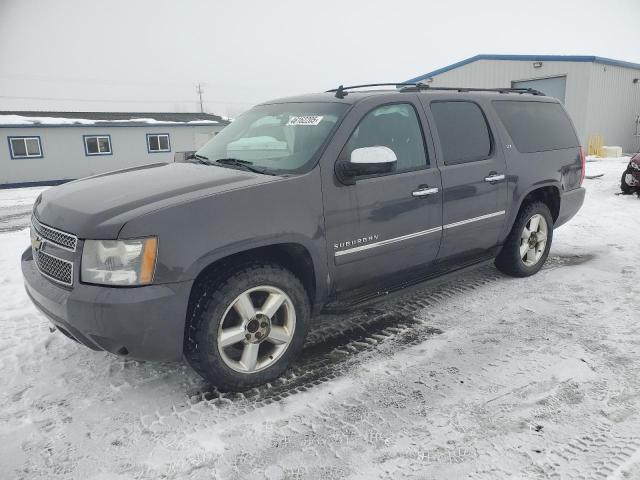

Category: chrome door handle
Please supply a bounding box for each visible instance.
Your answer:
[484,174,505,183]
[412,187,439,197]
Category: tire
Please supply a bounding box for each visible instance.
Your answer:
[495,201,553,277]
[184,263,310,391]
[621,170,634,195]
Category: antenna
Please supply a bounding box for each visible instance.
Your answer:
[196,83,205,113]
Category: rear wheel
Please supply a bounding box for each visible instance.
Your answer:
[185,263,310,390]
[495,201,553,277]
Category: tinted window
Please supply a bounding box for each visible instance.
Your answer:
[492,100,579,153]
[340,103,428,172]
[430,101,491,165]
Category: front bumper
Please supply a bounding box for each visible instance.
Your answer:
[556,187,586,228]
[21,247,193,362]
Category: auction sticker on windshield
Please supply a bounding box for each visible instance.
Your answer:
[287,115,323,126]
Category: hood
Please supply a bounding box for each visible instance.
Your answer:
[630,154,640,169]
[34,162,279,239]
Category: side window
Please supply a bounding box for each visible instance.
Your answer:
[147,133,171,153]
[8,136,43,159]
[340,103,428,173]
[492,100,579,153]
[430,101,492,165]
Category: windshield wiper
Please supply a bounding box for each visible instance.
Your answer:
[213,158,276,175]
[192,153,212,165]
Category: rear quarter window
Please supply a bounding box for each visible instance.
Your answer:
[492,100,579,153]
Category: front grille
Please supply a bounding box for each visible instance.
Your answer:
[34,249,73,286]
[32,217,78,252]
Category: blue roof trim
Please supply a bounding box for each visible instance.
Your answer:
[406,54,640,83]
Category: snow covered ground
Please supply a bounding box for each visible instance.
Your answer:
[1,157,639,480]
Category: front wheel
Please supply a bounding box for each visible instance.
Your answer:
[185,263,310,391]
[495,202,554,277]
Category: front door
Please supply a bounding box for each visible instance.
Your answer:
[422,98,508,261]
[321,95,443,294]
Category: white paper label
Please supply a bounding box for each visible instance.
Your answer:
[287,115,323,126]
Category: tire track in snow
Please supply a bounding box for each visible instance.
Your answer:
[142,265,504,433]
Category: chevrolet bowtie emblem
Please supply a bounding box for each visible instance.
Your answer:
[31,232,43,251]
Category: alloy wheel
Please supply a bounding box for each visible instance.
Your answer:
[520,213,548,267]
[216,285,296,373]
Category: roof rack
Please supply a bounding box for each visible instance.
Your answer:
[326,83,416,99]
[326,82,544,98]
[400,83,545,96]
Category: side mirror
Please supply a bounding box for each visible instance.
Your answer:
[174,151,196,163]
[336,146,397,185]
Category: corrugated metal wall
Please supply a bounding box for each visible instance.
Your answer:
[424,60,600,149]
[586,63,640,153]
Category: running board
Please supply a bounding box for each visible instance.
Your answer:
[322,256,497,313]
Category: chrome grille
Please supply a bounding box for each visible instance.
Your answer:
[33,249,73,286]
[31,217,77,252]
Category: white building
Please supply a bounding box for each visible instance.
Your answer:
[0,111,229,187]
[406,55,640,153]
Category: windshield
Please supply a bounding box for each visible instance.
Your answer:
[195,102,348,174]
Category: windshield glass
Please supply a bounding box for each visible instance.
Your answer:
[195,102,348,174]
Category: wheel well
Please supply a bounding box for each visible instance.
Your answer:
[188,243,316,311]
[520,186,560,222]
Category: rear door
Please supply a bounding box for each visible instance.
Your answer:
[321,94,443,294]
[421,98,508,260]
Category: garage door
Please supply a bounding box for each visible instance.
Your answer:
[512,76,567,103]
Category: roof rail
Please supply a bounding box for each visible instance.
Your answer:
[326,82,545,98]
[401,83,545,96]
[326,83,416,99]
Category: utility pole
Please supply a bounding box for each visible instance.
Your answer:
[196,83,204,113]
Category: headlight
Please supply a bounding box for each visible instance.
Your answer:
[81,237,158,286]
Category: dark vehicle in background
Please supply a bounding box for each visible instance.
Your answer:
[22,84,585,390]
[621,153,640,195]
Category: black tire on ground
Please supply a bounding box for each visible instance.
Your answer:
[184,263,310,391]
[495,201,554,278]
[621,170,634,195]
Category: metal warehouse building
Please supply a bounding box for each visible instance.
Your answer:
[407,55,640,153]
[0,111,229,187]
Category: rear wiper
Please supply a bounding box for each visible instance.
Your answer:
[213,158,276,175]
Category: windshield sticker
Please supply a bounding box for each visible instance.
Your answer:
[287,115,323,126]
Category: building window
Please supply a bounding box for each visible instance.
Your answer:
[146,133,171,153]
[84,135,112,156]
[8,136,43,159]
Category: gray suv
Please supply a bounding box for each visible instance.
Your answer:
[21,84,586,390]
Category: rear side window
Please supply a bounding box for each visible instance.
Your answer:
[430,101,492,165]
[492,100,579,153]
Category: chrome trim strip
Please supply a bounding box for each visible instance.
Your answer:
[334,226,442,257]
[33,250,74,287]
[443,210,506,230]
[32,217,78,252]
[333,210,506,257]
